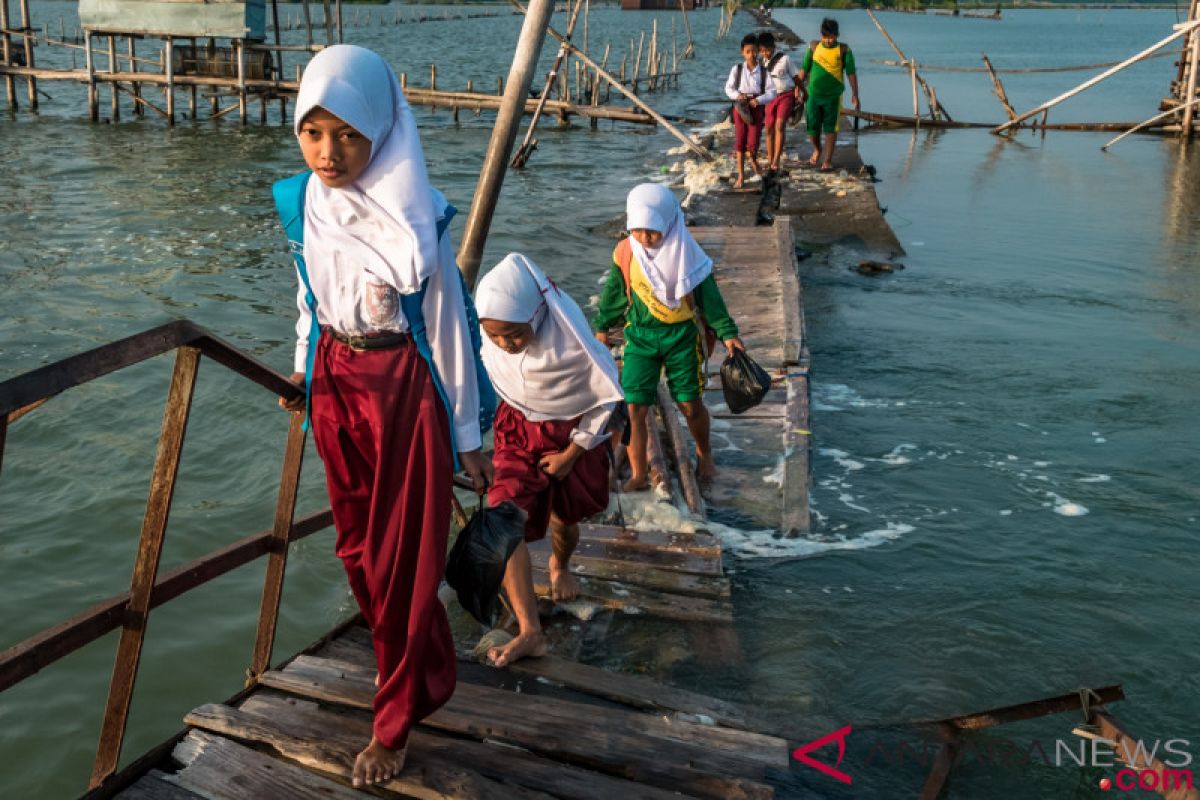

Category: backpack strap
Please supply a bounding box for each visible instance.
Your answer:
[271,172,493,462]
[767,52,784,71]
[613,237,633,303]
[734,62,742,93]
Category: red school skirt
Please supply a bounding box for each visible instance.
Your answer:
[488,402,611,542]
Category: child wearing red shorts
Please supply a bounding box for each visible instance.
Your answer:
[758,32,803,172]
[724,33,776,189]
[475,253,623,668]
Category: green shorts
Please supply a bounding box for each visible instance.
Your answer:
[621,323,705,406]
[806,95,842,135]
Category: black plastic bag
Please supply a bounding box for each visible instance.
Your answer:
[720,349,772,414]
[445,499,527,626]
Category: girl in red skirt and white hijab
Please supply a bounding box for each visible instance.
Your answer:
[474,253,623,667]
[276,45,491,786]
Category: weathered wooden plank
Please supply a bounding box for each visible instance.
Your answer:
[527,535,722,575]
[168,730,364,800]
[239,693,701,800]
[781,374,811,535]
[579,523,721,556]
[184,701,545,800]
[657,383,705,516]
[494,653,761,731]
[526,547,729,598]
[774,217,806,367]
[116,772,206,800]
[530,567,733,623]
[258,656,781,798]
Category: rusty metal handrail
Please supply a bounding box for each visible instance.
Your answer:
[0,320,327,793]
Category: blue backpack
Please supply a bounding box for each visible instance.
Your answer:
[271,171,495,469]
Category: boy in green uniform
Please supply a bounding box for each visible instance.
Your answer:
[593,184,744,490]
[798,17,860,172]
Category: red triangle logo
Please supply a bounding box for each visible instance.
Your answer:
[792,725,853,785]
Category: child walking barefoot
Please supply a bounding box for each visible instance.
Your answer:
[274,45,491,788]
[592,184,744,491]
[475,254,623,667]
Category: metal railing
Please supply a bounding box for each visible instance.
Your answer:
[0,320,332,792]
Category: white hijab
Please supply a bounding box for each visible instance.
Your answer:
[625,183,712,309]
[475,254,623,421]
[294,44,442,295]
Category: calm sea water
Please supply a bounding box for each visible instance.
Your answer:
[2,4,1198,798]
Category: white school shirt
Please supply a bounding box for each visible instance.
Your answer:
[724,62,777,104]
[766,53,799,94]
[292,224,483,452]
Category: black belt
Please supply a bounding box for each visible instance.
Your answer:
[324,327,411,351]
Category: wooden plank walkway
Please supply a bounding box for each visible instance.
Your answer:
[100,218,809,800]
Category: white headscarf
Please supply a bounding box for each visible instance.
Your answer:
[625,183,712,309]
[294,44,442,295]
[475,254,623,422]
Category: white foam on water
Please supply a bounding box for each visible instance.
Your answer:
[1078,474,1112,483]
[1094,437,1107,444]
[819,447,865,471]
[876,444,917,465]
[719,522,916,560]
[763,457,785,486]
[1047,492,1090,517]
[999,509,1013,516]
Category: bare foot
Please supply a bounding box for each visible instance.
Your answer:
[819,162,834,172]
[549,555,581,602]
[374,672,380,689]
[352,738,406,787]
[623,475,650,492]
[487,629,547,667]
[732,178,744,190]
[807,153,820,166]
[696,450,717,485]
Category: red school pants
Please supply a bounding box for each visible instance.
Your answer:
[489,402,611,542]
[733,103,765,154]
[309,330,456,751]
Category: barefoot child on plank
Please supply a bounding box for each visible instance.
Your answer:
[274,45,491,788]
[592,183,745,492]
[475,254,623,666]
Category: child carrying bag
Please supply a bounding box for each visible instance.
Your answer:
[444,497,528,627]
[720,349,772,414]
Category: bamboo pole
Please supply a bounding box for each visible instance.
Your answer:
[301,0,313,48]
[86,33,98,121]
[335,0,343,43]
[995,20,1200,134]
[237,39,247,125]
[510,0,713,162]
[866,9,948,121]
[322,0,333,44]
[17,0,33,109]
[165,37,174,125]
[456,0,556,288]
[271,0,284,121]
[633,30,644,88]
[981,53,1016,121]
[680,0,695,59]
[108,35,119,120]
[1102,96,1200,149]
[1,0,16,110]
[910,60,919,125]
[129,37,141,117]
[1181,24,1200,138]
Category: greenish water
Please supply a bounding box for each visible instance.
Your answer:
[2,4,1199,798]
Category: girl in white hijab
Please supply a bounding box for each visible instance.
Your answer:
[592,183,745,491]
[474,253,623,668]
[273,44,490,787]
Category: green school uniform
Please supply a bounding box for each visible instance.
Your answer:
[592,250,738,405]
[802,42,856,135]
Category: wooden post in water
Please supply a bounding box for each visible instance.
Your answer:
[108,35,119,121]
[237,39,247,125]
[456,0,556,287]
[633,31,644,88]
[431,62,437,91]
[18,0,36,110]
[512,0,585,168]
[129,37,142,117]
[301,0,314,48]
[1182,25,1200,138]
[1,0,16,110]
[335,0,344,43]
[164,37,174,125]
[679,0,695,59]
[867,9,948,121]
[981,53,1016,121]
[86,33,99,121]
[909,60,919,124]
[322,0,333,44]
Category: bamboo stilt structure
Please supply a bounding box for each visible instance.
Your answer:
[867,9,948,121]
[910,60,919,126]
[301,0,313,48]
[1102,96,1200,150]
[108,35,118,121]
[509,0,713,162]
[512,0,582,167]
[2,0,17,110]
[633,30,644,88]
[335,0,344,43]
[680,0,695,59]
[981,53,1016,121]
[995,20,1200,134]
[1181,24,1200,137]
[456,0,556,287]
[322,0,333,44]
